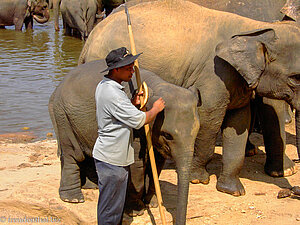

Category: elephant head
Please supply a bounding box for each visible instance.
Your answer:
[127,71,200,222]
[216,27,300,111]
[27,0,50,23]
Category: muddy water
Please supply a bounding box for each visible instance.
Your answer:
[0,14,84,138]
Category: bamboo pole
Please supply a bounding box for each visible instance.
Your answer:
[124,2,167,225]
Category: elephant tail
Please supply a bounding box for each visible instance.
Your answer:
[78,42,88,65]
[48,89,62,157]
[296,110,300,160]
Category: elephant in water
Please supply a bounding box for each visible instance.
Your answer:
[58,0,100,40]
[0,0,50,30]
[48,59,200,222]
[52,0,124,33]
[78,1,300,223]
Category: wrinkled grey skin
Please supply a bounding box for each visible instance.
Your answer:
[0,0,50,31]
[48,59,200,220]
[59,0,99,40]
[79,0,300,209]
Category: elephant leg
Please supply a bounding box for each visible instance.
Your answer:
[217,104,250,196]
[257,98,296,177]
[14,19,24,31]
[59,153,84,203]
[190,108,225,184]
[124,139,146,217]
[53,0,61,31]
[245,100,259,157]
[144,150,165,208]
[56,114,85,203]
[24,17,33,30]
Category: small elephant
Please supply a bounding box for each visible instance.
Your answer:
[0,0,50,31]
[52,0,123,33]
[48,59,200,221]
[59,0,99,40]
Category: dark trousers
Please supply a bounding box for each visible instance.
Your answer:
[94,159,129,225]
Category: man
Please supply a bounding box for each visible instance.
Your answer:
[93,47,165,225]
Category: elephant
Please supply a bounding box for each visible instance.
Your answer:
[111,0,300,161]
[78,0,300,206]
[52,0,123,33]
[0,0,50,31]
[59,0,100,40]
[48,59,200,223]
[189,0,300,162]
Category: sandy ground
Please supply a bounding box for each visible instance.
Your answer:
[0,119,299,225]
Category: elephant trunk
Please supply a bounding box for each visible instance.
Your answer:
[33,9,50,24]
[296,110,300,160]
[176,166,191,225]
[173,150,193,225]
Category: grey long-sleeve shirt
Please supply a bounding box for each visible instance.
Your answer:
[93,77,146,166]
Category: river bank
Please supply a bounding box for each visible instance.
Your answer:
[0,120,299,225]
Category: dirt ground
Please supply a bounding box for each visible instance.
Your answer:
[0,119,299,225]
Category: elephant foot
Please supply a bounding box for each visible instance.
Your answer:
[59,188,85,203]
[245,141,258,157]
[216,176,245,196]
[124,199,145,217]
[190,167,210,184]
[265,154,297,177]
[292,186,300,195]
[285,109,292,124]
[144,193,158,208]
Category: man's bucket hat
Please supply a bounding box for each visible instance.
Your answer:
[101,47,142,72]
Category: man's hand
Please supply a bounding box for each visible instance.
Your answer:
[152,97,165,113]
[131,90,143,106]
[144,97,165,124]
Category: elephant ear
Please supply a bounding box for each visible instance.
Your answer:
[281,0,300,22]
[216,28,277,88]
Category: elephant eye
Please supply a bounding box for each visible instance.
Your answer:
[161,131,173,140]
[288,74,300,86]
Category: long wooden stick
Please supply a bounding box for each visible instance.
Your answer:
[124,2,167,225]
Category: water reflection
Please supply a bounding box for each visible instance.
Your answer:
[0,15,84,138]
